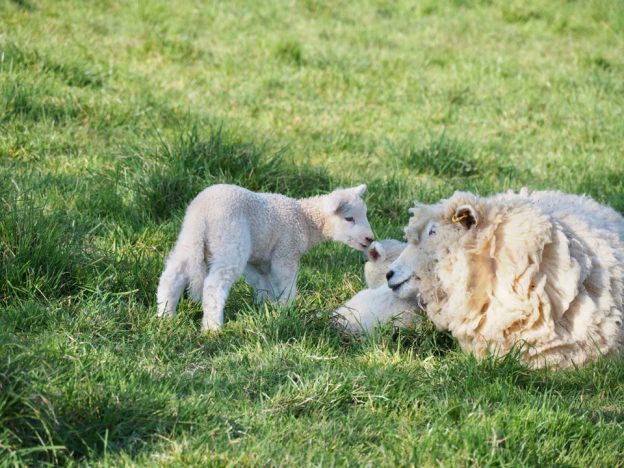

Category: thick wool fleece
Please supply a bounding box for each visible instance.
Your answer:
[157,184,373,330]
[389,188,624,368]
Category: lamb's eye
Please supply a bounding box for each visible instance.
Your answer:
[345,217,355,223]
[428,226,436,236]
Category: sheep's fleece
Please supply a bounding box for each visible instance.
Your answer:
[387,189,624,368]
[334,239,419,333]
[157,183,374,331]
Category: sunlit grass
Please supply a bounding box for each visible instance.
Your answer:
[1,0,623,465]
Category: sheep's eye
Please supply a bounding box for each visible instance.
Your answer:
[425,221,437,237]
[345,217,355,222]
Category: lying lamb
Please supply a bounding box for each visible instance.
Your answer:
[157,183,374,331]
[333,239,421,333]
[387,189,624,368]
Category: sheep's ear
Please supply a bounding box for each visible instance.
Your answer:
[351,184,367,198]
[452,204,478,230]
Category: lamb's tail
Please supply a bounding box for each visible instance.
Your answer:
[173,214,208,302]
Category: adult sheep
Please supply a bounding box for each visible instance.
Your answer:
[387,189,624,368]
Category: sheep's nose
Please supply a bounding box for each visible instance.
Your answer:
[365,236,373,244]
[386,270,394,281]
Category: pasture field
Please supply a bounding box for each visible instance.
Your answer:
[1,0,624,465]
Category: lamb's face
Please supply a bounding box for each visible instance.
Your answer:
[364,239,406,288]
[325,185,374,251]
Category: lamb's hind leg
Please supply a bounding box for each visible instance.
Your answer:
[156,256,189,318]
[201,243,250,331]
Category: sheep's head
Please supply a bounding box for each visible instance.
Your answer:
[387,190,557,351]
[386,193,482,310]
[323,184,374,251]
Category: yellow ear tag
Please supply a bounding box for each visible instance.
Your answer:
[452,213,469,224]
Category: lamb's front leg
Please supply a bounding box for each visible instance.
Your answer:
[269,259,298,305]
[243,264,271,303]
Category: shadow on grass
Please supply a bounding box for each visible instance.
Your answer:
[1,80,82,124]
[394,132,519,181]
[0,348,188,463]
[1,42,104,88]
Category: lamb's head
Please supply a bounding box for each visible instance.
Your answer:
[364,239,406,288]
[387,191,559,356]
[323,184,374,251]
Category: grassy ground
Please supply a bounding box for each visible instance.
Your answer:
[2,0,624,465]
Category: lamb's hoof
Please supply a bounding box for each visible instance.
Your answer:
[201,320,222,333]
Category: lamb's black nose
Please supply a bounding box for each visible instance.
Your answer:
[386,270,394,281]
[365,237,373,244]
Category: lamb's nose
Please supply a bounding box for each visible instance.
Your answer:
[365,237,373,244]
[386,270,394,281]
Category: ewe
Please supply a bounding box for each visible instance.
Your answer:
[157,184,374,331]
[387,189,624,368]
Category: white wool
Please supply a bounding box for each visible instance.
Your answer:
[333,284,420,333]
[364,239,406,288]
[388,189,624,368]
[157,183,374,331]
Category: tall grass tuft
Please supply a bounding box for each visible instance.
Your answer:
[0,193,92,302]
[134,125,332,221]
[402,133,478,177]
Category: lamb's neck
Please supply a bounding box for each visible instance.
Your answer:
[299,195,334,250]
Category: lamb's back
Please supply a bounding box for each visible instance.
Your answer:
[187,184,302,254]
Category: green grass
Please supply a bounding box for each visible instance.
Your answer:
[1,0,624,465]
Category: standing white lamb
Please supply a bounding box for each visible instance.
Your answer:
[333,239,421,333]
[156,183,374,331]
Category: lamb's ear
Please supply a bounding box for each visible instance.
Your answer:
[368,246,380,260]
[452,204,478,230]
[351,184,367,198]
[367,242,385,261]
[324,191,348,214]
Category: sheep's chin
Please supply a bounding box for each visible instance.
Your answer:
[391,278,420,300]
